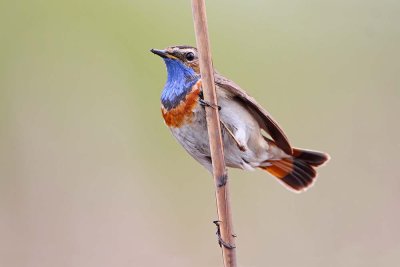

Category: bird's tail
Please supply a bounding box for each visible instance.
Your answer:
[260,147,330,192]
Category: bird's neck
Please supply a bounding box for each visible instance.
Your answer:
[161,59,200,110]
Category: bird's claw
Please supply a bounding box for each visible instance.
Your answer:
[199,99,221,110]
[213,220,236,249]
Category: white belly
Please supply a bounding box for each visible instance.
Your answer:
[169,90,271,172]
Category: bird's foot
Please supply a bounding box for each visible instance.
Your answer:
[213,220,236,249]
[199,99,221,110]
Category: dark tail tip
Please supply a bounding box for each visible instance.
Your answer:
[292,148,330,167]
[261,148,330,192]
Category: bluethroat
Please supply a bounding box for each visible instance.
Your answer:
[151,45,329,192]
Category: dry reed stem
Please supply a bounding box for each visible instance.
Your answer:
[191,1,237,266]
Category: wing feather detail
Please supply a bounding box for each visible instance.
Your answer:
[214,72,292,155]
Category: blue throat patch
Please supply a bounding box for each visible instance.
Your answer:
[161,58,200,110]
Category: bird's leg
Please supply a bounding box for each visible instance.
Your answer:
[199,99,221,110]
[198,91,221,110]
[220,121,247,152]
[213,220,236,249]
[199,91,245,151]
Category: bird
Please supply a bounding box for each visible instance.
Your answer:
[151,45,330,192]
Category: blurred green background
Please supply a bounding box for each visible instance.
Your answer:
[1,1,399,266]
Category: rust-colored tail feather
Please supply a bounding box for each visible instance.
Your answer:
[261,148,329,192]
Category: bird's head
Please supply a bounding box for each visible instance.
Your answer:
[151,45,200,74]
[151,45,201,109]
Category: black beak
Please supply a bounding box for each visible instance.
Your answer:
[150,49,168,58]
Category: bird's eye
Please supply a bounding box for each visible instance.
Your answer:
[185,52,195,61]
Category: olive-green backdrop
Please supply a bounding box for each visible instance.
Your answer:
[1,1,399,266]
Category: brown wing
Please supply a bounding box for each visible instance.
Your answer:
[215,72,293,155]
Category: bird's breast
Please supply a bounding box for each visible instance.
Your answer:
[161,80,202,128]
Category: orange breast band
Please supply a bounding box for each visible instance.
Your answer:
[161,81,202,128]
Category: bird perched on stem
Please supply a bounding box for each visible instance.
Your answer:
[151,45,329,192]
